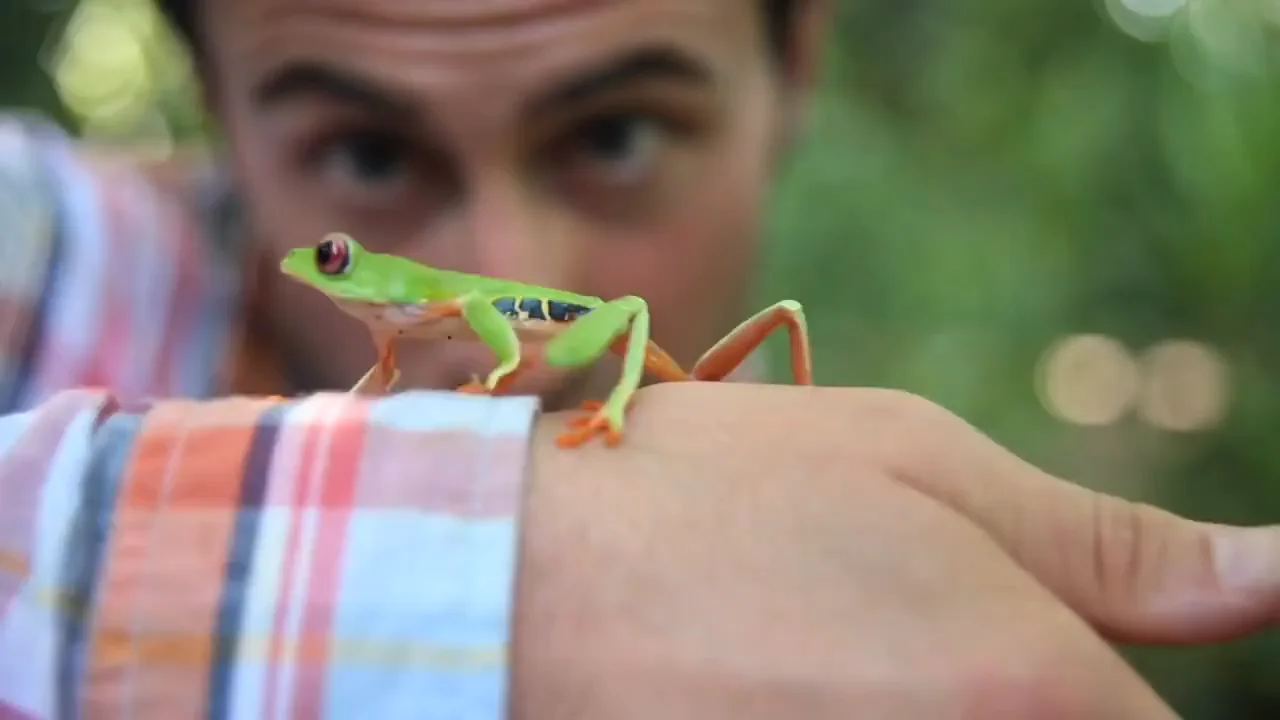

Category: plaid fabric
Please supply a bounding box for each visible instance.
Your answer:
[0,112,541,718]
[0,115,242,412]
[0,388,539,719]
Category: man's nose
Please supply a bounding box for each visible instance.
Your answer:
[464,179,584,291]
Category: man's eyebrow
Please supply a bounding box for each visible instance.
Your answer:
[526,46,713,115]
[252,62,420,121]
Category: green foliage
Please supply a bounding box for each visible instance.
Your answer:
[767,5,1280,715]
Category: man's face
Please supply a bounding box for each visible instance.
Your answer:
[203,0,820,405]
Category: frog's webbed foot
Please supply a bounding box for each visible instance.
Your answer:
[455,365,525,395]
[455,374,489,394]
[556,411,624,448]
[575,399,604,414]
[557,399,636,448]
[565,399,604,426]
[565,398,637,426]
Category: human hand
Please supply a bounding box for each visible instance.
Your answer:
[511,383,1278,719]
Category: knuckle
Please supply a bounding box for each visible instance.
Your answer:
[865,388,963,435]
[1085,494,1204,616]
[1086,494,1146,607]
[956,645,1096,719]
[849,388,970,468]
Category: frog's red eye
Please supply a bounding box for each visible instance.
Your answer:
[315,236,350,275]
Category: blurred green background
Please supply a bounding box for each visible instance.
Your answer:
[4,0,1278,715]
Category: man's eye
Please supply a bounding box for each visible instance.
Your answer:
[322,131,409,185]
[567,114,664,181]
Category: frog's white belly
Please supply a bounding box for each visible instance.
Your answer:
[334,299,569,344]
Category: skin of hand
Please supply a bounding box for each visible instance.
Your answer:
[514,382,1280,719]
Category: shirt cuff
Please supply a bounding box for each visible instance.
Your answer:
[0,389,541,720]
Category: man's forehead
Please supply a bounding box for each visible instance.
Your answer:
[215,0,754,91]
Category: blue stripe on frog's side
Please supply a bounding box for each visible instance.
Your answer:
[491,296,593,322]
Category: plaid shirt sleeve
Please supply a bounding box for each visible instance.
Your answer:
[0,114,60,409]
[0,114,242,412]
[0,388,540,720]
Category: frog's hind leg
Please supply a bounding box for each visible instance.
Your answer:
[543,295,651,448]
[563,301,809,428]
[692,300,813,384]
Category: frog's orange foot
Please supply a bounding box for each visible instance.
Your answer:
[556,412,624,449]
[566,399,636,429]
[580,399,604,412]
[455,375,490,394]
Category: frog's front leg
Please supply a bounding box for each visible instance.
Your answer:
[349,333,402,395]
[350,363,401,395]
[543,295,650,448]
[453,294,525,395]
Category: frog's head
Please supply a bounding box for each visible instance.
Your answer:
[281,233,380,303]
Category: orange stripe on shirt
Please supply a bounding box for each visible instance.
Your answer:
[84,398,271,718]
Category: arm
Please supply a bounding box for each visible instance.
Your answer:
[0,388,539,719]
[5,381,1277,719]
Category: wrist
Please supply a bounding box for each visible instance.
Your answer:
[511,405,657,711]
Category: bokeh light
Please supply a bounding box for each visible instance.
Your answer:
[1137,339,1230,431]
[1105,0,1185,42]
[1104,0,1273,81]
[1036,334,1140,426]
[48,0,186,142]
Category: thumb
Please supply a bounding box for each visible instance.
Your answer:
[900,405,1280,644]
